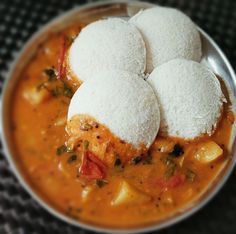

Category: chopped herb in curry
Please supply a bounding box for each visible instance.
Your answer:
[56,144,67,155]
[44,68,57,81]
[131,156,142,165]
[169,143,184,157]
[96,179,108,188]
[67,154,77,164]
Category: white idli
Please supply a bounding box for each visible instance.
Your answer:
[68,70,160,148]
[130,7,202,73]
[68,18,146,82]
[148,59,224,139]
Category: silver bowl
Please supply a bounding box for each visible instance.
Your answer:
[1,1,236,233]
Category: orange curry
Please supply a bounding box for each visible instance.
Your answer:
[11,24,235,228]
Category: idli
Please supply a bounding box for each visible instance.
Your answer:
[68,70,160,149]
[68,18,146,82]
[148,59,224,139]
[130,7,201,73]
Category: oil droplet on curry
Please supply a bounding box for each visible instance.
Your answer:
[11,24,235,228]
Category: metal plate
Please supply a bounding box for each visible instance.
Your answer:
[0,0,236,234]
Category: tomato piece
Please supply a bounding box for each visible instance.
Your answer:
[155,174,185,189]
[86,151,107,172]
[168,174,185,188]
[57,35,67,80]
[79,151,107,180]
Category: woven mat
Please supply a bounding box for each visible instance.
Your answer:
[0,0,236,233]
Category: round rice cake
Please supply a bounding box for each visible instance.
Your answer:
[68,70,160,149]
[68,18,146,82]
[130,7,201,73]
[148,58,224,139]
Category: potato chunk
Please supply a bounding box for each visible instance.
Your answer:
[152,138,175,153]
[111,180,150,206]
[23,87,51,105]
[194,141,223,163]
[54,117,67,126]
[81,186,93,202]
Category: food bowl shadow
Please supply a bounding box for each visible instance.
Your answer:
[0,1,236,233]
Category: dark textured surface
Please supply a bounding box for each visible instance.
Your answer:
[0,0,236,233]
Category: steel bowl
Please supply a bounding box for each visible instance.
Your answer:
[1,1,236,233]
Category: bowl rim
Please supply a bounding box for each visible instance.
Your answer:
[1,0,236,233]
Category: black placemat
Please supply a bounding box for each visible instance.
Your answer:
[0,0,236,233]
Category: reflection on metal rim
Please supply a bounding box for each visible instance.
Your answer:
[1,1,236,233]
